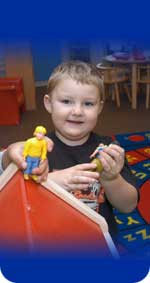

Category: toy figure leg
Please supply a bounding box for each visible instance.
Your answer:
[24,156,34,174]
[30,157,40,172]
[24,156,40,180]
[30,157,40,181]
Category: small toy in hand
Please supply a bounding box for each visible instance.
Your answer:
[90,141,120,173]
[23,126,48,181]
[90,145,107,173]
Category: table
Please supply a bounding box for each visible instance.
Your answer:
[102,55,150,109]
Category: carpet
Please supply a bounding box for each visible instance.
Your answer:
[113,131,150,257]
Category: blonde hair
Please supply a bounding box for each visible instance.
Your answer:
[47,60,104,100]
[34,126,47,135]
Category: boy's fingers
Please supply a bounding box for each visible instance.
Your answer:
[20,161,27,169]
[70,175,98,184]
[44,137,54,152]
[12,157,27,170]
[75,163,97,170]
[108,144,124,154]
[32,159,49,175]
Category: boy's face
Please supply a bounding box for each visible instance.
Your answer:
[44,78,103,145]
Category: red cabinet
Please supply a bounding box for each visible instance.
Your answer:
[0,77,25,125]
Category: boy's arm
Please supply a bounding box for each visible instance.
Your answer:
[100,174,138,213]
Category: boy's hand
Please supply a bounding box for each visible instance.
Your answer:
[48,163,100,191]
[3,142,27,170]
[90,143,107,159]
[32,159,49,183]
[98,144,125,181]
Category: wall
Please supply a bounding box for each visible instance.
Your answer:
[31,41,62,85]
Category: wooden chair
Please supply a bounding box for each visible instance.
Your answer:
[96,63,131,107]
[137,65,150,109]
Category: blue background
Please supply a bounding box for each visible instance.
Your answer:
[1,0,150,281]
[0,252,150,283]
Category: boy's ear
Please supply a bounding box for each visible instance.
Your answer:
[98,100,104,114]
[44,94,52,114]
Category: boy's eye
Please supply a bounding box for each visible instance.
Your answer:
[61,99,71,104]
[84,101,94,106]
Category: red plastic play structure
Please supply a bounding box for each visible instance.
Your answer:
[0,77,25,125]
[0,164,119,257]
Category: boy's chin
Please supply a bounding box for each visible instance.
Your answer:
[61,133,90,145]
[56,129,90,143]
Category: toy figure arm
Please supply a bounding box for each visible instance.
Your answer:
[23,139,30,159]
[41,140,48,160]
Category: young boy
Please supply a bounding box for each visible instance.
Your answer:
[43,60,138,240]
[2,60,138,241]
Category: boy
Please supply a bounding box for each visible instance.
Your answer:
[3,61,138,240]
[43,60,138,240]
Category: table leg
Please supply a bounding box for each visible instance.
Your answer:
[131,63,137,109]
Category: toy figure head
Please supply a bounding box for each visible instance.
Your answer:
[33,126,47,139]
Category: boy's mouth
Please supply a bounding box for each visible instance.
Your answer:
[67,120,84,124]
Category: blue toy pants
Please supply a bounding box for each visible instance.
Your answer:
[24,156,40,175]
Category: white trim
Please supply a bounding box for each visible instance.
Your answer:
[0,268,15,283]
[103,232,120,259]
[0,163,18,191]
[43,178,119,258]
[0,151,4,175]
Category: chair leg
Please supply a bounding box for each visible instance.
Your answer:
[114,83,120,107]
[146,84,150,109]
[124,84,131,103]
[111,86,115,101]
[104,85,109,101]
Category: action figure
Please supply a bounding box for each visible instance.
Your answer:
[90,141,119,173]
[23,126,52,181]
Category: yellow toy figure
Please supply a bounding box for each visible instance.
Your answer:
[23,126,48,181]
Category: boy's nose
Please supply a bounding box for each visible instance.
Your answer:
[72,104,82,115]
